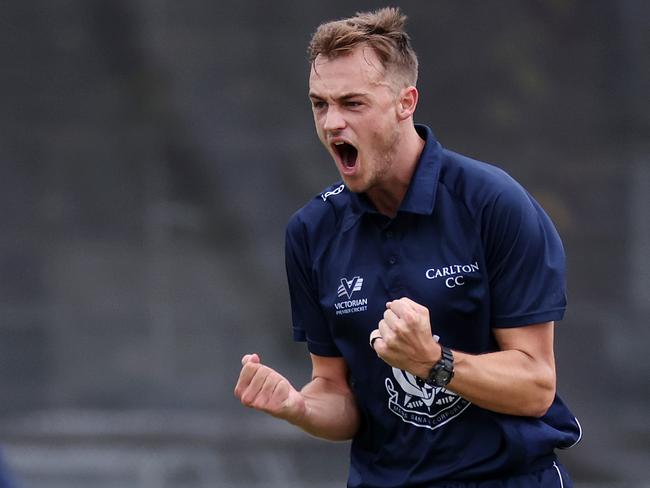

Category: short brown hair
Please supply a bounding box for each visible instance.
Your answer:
[308,7,419,88]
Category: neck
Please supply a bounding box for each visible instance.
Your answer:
[366,124,425,218]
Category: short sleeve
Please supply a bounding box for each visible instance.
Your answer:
[482,183,567,327]
[285,214,341,356]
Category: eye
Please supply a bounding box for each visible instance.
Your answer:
[345,101,362,108]
[312,100,327,110]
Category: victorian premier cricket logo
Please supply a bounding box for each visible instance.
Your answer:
[385,368,470,430]
[334,276,368,315]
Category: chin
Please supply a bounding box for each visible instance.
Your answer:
[342,178,368,194]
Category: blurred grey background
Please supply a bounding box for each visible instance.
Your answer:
[0,0,649,487]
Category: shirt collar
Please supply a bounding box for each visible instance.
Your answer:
[342,124,442,231]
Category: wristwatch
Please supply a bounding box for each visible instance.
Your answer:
[424,344,454,387]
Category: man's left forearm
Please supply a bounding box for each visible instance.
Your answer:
[371,298,558,418]
[440,341,556,417]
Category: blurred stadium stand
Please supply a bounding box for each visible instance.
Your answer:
[0,0,648,486]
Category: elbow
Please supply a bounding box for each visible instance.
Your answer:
[527,371,556,418]
[517,389,554,418]
[528,390,555,418]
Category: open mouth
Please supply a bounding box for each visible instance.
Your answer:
[333,141,358,169]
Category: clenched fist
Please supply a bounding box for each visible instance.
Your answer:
[234,353,306,422]
[369,297,441,378]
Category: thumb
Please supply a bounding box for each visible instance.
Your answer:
[241,353,261,366]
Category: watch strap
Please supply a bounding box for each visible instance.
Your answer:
[425,344,454,387]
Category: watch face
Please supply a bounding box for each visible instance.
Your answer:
[436,370,451,384]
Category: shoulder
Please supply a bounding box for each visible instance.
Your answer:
[437,148,533,217]
[286,181,350,242]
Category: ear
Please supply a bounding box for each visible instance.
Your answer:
[396,86,418,121]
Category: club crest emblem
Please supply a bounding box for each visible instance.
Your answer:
[385,368,470,430]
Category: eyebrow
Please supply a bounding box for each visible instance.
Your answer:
[308,92,369,101]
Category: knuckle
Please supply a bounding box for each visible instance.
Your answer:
[272,382,284,400]
[258,365,271,377]
[242,363,257,375]
[263,378,278,394]
[255,397,267,409]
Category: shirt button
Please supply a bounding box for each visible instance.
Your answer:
[389,256,397,265]
[386,230,394,239]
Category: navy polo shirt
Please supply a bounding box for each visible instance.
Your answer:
[285,125,581,487]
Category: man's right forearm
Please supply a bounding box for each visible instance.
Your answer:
[289,376,360,441]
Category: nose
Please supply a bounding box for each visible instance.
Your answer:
[323,105,346,131]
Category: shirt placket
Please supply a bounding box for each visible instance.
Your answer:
[381,217,405,301]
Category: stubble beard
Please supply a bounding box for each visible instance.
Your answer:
[363,125,401,194]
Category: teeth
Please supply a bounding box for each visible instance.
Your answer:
[334,142,344,145]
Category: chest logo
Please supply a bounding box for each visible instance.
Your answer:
[385,368,470,430]
[334,276,368,316]
[338,276,363,299]
[425,261,480,289]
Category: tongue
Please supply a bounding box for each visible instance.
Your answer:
[341,144,358,167]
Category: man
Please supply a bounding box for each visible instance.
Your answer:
[235,7,581,487]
